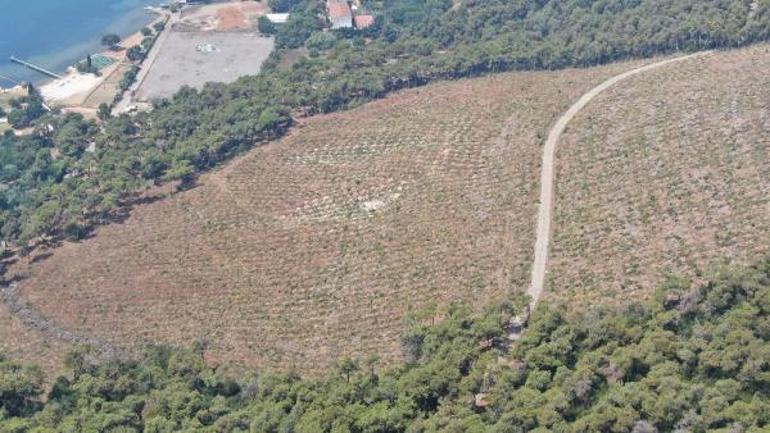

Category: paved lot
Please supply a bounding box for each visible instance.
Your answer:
[135,31,274,101]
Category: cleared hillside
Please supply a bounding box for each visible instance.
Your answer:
[0,300,71,376]
[4,60,650,372]
[548,44,770,309]
[4,45,768,372]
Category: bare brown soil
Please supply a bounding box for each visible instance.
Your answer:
[5,61,644,373]
[217,5,249,31]
[217,1,269,31]
[179,2,266,32]
[7,45,766,373]
[547,44,770,310]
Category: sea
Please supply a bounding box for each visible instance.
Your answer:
[0,0,160,87]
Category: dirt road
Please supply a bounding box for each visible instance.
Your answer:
[113,11,175,115]
[527,52,710,308]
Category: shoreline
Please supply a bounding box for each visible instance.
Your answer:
[35,9,169,110]
[0,4,163,92]
[5,1,275,112]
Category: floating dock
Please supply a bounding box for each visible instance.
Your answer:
[9,56,62,79]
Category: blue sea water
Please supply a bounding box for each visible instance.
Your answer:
[0,0,160,87]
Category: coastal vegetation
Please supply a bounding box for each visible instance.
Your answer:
[117,66,140,97]
[126,46,146,62]
[100,34,122,50]
[3,86,45,130]
[126,22,163,65]
[0,0,768,249]
[75,55,100,75]
[1,260,769,432]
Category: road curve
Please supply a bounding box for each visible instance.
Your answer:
[527,52,710,308]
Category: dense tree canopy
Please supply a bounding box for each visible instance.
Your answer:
[100,34,121,49]
[1,260,769,432]
[0,0,769,248]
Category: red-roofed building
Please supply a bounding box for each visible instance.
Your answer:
[327,0,353,29]
[353,14,375,29]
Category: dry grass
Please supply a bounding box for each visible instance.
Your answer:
[8,45,764,373]
[0,300,71,377]
[217,5,250,31]
[5,60,643,373]
[81,63,131,109]
[547,44,770,310]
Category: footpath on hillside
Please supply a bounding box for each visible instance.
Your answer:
[524,51,711,312]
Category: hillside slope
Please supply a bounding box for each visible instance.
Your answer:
[548,44,770,309]
[0,301,71,376]
[4,45,769,373]
[4,60,650,372]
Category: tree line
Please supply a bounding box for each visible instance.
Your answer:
[1,0,769,249]
[1,260,769,432]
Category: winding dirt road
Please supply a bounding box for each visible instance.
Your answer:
[527,52,710,308]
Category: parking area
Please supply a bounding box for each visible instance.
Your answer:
[134,31,274,101]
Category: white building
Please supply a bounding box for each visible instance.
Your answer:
[265,13,290,24]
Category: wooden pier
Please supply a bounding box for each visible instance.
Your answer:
[9,56,62,79]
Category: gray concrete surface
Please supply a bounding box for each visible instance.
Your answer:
[134,31,274,101]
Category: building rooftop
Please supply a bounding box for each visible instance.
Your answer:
[327,0,352,19]
[327,0,353,29]
[266,13,290,24]
[353,14,375,29]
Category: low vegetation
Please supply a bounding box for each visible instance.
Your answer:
[548,44,770,310]
[2,260,769,432]
[0,300,72,377]
[3,42,769,379]
[100,34,121,50]
[6,61,643,372]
